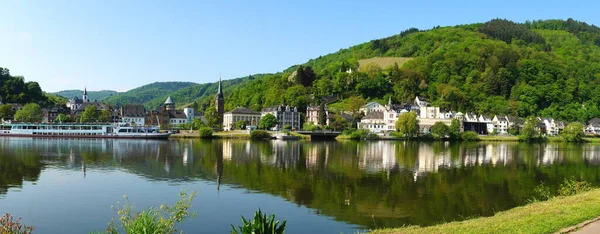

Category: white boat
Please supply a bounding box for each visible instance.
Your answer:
[0,123,171,139]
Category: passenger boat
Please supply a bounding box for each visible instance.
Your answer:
[0,123,171,139]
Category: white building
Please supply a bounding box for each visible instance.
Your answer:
[223,107,262,131]
[415,96,429,107]
[120,104,147,126]
[492,115,509,135]
[261,105,301,130]
[358,111,385,134]
[586,118,600,135]
[359,102,387,114]
[478,115,494,134]
[306,105,329,126]
[67,88,90,111]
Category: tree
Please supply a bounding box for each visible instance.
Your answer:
[431,121,450,139]
[318,103,327,126]
[329,116,349,131]
[99,110,112,122]
[80,105,98,122]
[13,103,42,122]
[198,127,213,138]
[55,113,72,122]
[562,122,585,142]
[395,112,419,138]
[519,116,540,141]
[450,119,461,138]
[0,104,14,120]
[204,105,221,130]
[235,120,246,130]
[259,113,277,130]
[192,118,206,130]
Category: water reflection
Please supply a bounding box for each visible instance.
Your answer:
[2,138,600,229]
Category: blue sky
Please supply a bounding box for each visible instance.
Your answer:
[0,0,598,92]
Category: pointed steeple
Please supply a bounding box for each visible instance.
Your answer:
[388,96,392,106]
[84,87,88,95]
[216,77,223,98]
[82,87,89,103]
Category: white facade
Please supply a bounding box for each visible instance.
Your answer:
[122,117,145,126]
[492,115,509,135]
[170,118,187,125]
[478,115,494,134]
[420,106,443,119]
[359,102,387,114]
[223,107,262,131]
[358,111,385,134]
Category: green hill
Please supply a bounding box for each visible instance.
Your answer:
[102,82,197,107]
[188,18,600,123]
[53,89,119,101]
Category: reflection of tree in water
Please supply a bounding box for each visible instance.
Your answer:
[0,142,42,196]
[5,138,600,229]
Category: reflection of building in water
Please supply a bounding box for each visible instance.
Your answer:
[306,143,329,168]
[223,140,233,161]
[541,144,561,165]
[584,145,600,165]
[358,141,397,173]
[267,141,301,168]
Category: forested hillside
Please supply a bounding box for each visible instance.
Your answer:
[102,82,197,107]
[53,90,118,101]
[0,67,56,106]
[187,18,600,123]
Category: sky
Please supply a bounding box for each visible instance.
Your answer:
[1,0,599,93]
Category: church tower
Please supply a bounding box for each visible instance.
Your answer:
[215,78,224,124]
[164,96,175,111]
[83,87,89,103]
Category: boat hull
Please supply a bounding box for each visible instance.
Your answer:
[0,133,172,139]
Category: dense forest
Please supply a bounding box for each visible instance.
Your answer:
[102,81,197,108]
[53,89,119,102]
[184,18,600,123]
[0,67,64,107]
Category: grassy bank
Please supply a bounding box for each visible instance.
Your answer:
[372,189,600,234]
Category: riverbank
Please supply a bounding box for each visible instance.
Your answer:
[169,130,311,140]
[372,189,600,234]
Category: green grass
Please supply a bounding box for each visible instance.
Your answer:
[479,135,519,141]
[372,189,600,234]
[287,131,311,139]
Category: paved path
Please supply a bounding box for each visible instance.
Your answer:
[571,221,600,234]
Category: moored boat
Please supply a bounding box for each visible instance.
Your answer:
[0,123,171,139]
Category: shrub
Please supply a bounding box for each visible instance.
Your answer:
[0,213,34,234]
[106,190,197,234]
[349,129,371,140]
[558,177,593,196]
[283,124,292,130]
[198,127,213,138]
[528,182,553,203]
[460,131,480,141]
[231,209,286,234]
[342,129,354,135]
[302,123,320,131]
[250,130,272,139]
[419,133,434,141]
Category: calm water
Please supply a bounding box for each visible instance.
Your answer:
[2,138,600,233]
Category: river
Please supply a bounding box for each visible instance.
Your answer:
[1,137,600,233]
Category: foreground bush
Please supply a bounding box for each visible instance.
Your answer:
[0,213,34,234]
[105,190,197,234]
[460,131,480,141]
[231,209,286,234]
[558,177,593,196]
[198,127,213,138]
[349,129,378,140]
[250,130,272,139]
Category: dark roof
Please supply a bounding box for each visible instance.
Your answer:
[497,116,508,122]
[121,104,146,117]
[216,79,223,99]
[363,111,384,120]
[306,105,328,111]
[416,96,428,101]
[339,113,355,121]
[75,102,112,112]
[589,118,600,127]
[226,107,261,115]
[168,110,187,119]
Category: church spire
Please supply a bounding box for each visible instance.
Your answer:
[217,77,223,98]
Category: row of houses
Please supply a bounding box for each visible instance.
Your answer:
[344,96,596,136]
